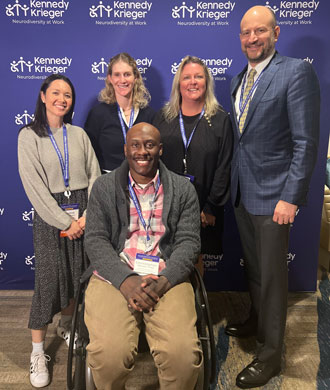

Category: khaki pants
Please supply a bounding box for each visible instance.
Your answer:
[85,275,203,390]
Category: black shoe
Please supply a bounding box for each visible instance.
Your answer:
[225,318,257,338]
[236,358,281,389]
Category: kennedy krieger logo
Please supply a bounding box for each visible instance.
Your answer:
[89,1,152,25]
[5,0,69,24]
[5,0,29,16]
[287,252,296,270]
[11,57,34,72]
[91,58,109,75]
[0,252,8,271]
[91,57,152,80]
[25,254,35,270]
[304,56,314,64]
[15,110,35,126]
[172,2,195,18]
[89,1,113,17]
[265,0,319,25]
[22,207,34,226]
[241,253,296,270]
[171,57,233,81]
[10,56,72,79]
[265,1,279,13]
[171,1,235,26]
[171,62,181,75]
[203,253,223,271]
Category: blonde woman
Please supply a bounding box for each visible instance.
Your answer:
[154,56,233,268]
[85,52,155,172]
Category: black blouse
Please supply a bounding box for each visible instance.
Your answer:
[153,108,233,215]
[85,102,155,171]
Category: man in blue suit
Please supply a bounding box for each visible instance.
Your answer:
[226,5,320,389]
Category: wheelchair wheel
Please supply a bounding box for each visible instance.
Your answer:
[73,349,86,390]
[192,268,217,390]
[68,271,216,390]
[195,289,211,389]
[67,282,89,390]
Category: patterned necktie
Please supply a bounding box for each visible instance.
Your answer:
[239,68,257,133]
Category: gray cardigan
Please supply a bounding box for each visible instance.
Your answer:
[85,160,201,289]
[18,124,101,230]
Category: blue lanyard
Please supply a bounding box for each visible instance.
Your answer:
[179,108,205,174]
[117,104,135,143]
[128,175,161,243]
[47,124,69,190]
[179,108,205,152]
[238,69,264,119]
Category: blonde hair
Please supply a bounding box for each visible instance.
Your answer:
[99,52,150,108]
[163,55,221,122]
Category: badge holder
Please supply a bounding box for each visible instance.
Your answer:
[134,253,160,276]
[60,203,79,237]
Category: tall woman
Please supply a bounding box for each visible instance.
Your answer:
[85,52,155,172]
[18,74,100,388]
[154,55,233,268]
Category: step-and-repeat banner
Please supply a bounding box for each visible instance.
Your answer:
[0,0,329,291]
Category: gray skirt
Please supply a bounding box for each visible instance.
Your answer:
[28,189,88,329]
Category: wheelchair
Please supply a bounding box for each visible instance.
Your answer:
[67,268,216,390]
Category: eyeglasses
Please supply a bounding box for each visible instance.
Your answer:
[240,28,272,38]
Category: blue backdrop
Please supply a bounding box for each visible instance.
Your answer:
[0,0,329,291]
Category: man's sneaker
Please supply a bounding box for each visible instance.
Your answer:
[30,353,50,388]
[57,323,77,349]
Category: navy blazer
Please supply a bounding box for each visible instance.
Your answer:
[230,52,320,215]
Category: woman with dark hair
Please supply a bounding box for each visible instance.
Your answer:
[154,55,233,272]
[85,52,155,172]
[18,74,100,388]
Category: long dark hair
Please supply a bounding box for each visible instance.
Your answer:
[22,74,76,137]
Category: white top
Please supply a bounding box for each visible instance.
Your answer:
[234,50,275,122]
[119,106,139,127]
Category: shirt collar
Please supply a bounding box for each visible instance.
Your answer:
[119,105,139,127]
[247,50,275,76]
[129,170,160,190]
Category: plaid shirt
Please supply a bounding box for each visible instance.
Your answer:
[120,170,166,273]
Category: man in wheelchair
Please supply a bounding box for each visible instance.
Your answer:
[84,122,203,389]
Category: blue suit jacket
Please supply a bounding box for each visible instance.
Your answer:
[230,52,320,215]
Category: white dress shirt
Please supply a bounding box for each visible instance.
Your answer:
[234,50,275,122]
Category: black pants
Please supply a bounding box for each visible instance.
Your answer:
[234,201,290,365]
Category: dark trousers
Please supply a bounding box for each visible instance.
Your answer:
[234,201,290,365]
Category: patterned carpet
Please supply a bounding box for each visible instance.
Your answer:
[317,271,330,390]
[0,267,329,390]
[208,267,330,390]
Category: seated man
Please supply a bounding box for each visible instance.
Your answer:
[84,122,203,390]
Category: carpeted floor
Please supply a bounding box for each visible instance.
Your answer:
[0,265,329,390]
[208,264,330,390]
